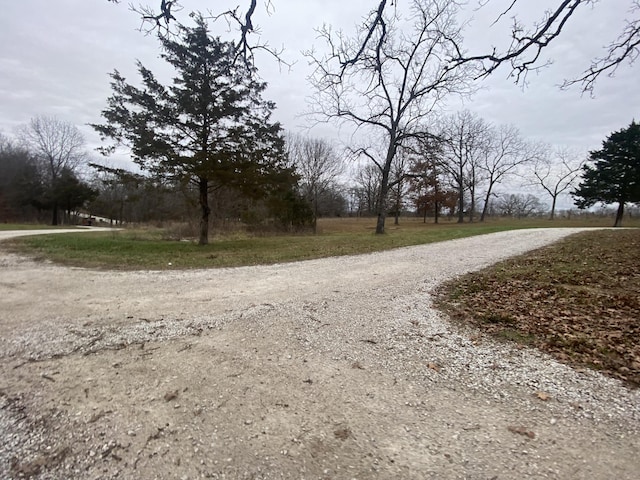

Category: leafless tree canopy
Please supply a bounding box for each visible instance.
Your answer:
[496,192,546,218]
[109,0,285,66]
[18,116,86,182]
[286,134,345,228]
[356,1,639,93]
[306,0,474,233]
[476,124,539,221]
[111,1,639,92]
[531,146,584,219]
[17,116,87,225]
[450,0,640,93]
[437,110,489,223]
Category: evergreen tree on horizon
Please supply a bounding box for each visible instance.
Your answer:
[573,120,640,227]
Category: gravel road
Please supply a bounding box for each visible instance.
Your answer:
[1,227,638,479]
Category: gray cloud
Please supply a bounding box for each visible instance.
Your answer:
[1,0,636,165]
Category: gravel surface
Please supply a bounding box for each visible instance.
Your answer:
[1,227,638,479]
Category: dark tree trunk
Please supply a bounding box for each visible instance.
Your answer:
[549,195,557,220]
[614,201,625,227]
[375,169,391,234]
[313,199,318,234]
[375,206,386,234]
[198,177,210,245]
[480,187,492,222]
[376,184,389,235]
[457,184,464,224]
[434,182,440,224]
[51,201,59,226]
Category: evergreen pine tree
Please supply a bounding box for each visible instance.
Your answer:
[92,18,294,244]
[573,121,640,227]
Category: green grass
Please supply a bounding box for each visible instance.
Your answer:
[1,222,506,269]
[0,223,67,231]
[2,216,637,270]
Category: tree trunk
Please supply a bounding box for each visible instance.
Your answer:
[394,188,400,224]
[457,184,464,224]
[549,195,557,220]
[434,182,440,224]
[198,177,210,245]
[375,169,391,234]
[312,186,319,234]
[614,201,625,227]
[480,187,492,222]
[51,201,59,226]
[375,211,386,233]
[375,188,388,234]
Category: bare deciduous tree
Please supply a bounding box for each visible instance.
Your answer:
[19,116,86,225]
[531,147,584,220]
[109,0,286,66]
[287,134,344,231]
[437,110,489,223]
[497,192,546,218]
[357,1,639,93]
[306,0,473,233]
[350,163,382,217]
[450,0,640,93]
[477,125,540,222]
[389,149,411,225]
[110,1,638,92]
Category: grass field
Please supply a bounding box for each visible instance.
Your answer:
[0,223,66,231]
[2,215,636,270]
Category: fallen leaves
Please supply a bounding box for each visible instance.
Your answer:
[436,230,640,387]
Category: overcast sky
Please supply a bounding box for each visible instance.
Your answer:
[1,0,637,172]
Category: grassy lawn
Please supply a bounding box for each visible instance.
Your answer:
[1,218,514,270]
[435,228,640,387]
[1,216,637,270]
[0,223,68,231]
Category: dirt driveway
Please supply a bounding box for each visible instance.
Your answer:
[1,228,638,479]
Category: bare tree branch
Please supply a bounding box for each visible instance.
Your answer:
[306,0,475,233]
[109,1,639,92]
[449,0,639,93]
[113,0,288,67]
[562,2,640,93]
[530,147,585,219]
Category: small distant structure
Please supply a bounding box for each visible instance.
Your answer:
[75,212,114,226]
